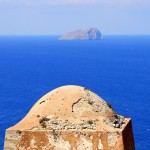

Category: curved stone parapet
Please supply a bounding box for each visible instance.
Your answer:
[4,85,135,150]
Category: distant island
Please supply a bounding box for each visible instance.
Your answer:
[59,28,103,40]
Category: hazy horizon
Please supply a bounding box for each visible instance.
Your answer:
[0,34,150,36]
[0,0,150,35]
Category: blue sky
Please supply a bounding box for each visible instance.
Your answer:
[0,0,150,35]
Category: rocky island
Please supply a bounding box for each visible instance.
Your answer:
[59,28,103,40]
[4,85,135,150]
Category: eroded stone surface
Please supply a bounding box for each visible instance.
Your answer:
[72,88,114,116]
[4,85,135,150]
[39,116,97,130]
[103,115,126,129]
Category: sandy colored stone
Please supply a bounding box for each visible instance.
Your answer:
[4,85,135,150]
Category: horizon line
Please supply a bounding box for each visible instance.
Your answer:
[0,34,150,36]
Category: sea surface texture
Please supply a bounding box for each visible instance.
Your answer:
[0,36,150,149]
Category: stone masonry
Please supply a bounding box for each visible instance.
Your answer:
[4,85,135,150]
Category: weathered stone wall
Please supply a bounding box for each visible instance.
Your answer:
[4,85,135,150]
[4,120,135,150]
[5,130,121,150]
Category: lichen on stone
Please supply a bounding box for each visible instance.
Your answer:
[103,115,126,128]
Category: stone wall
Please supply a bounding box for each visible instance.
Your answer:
[4,85,135,150]
[4,120,135,150]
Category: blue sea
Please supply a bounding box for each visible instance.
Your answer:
[0,35,150,149]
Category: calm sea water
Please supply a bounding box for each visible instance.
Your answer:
[0,35,150,149]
